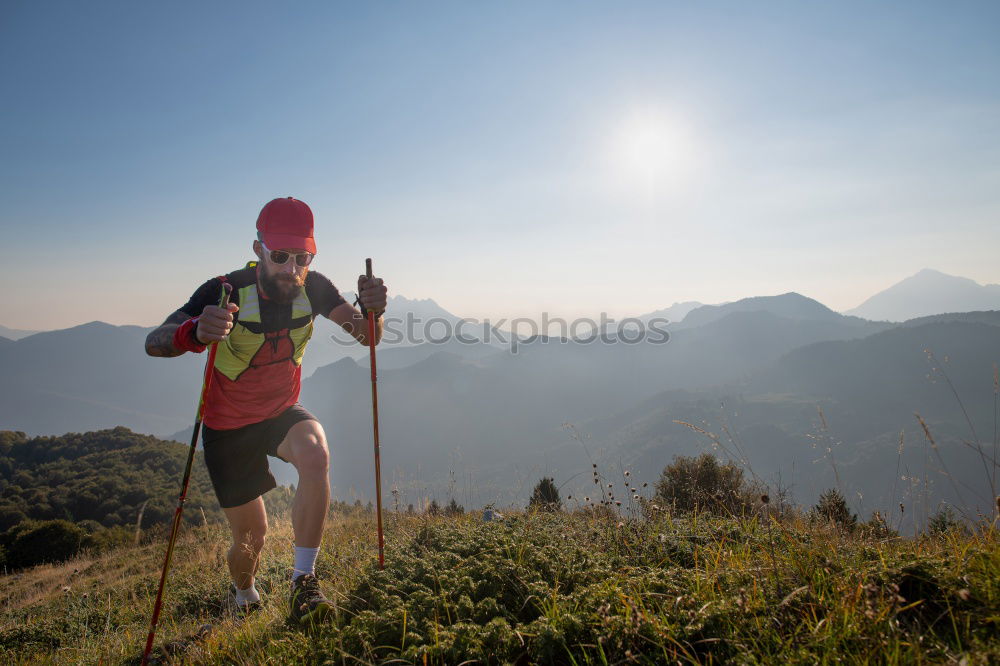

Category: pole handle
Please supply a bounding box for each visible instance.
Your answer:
[219,282,232,308]
[365,258,373,280]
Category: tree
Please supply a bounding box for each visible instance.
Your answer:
[427,499,441,516]
[811,489,857,530]
[927,506,963,535]
[444,498,464,517]
[528,477,562,512]
[0,507,26,532]
[654,454,757,515]
[860,510,897,539]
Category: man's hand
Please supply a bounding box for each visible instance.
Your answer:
[357,275,388,314]
[197,302,239,343]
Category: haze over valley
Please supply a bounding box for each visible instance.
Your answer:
[3,268,997,530]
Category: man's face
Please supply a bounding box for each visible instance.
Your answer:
[254,240,309,304]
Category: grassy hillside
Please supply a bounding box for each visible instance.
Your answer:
[0,428,221,532]
[0,428,296,572]
[0,508,996,664]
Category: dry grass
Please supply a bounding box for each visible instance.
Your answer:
[0,506,997,665]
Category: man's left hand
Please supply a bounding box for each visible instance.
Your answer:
[357,275,388,314]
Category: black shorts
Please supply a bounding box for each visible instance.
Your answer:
[202,403,316,509]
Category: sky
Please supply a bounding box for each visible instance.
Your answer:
[1,1,999,330]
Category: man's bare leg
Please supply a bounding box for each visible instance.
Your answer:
[275,419,330,549]
[275,419,333,623]
[222,497,267,592]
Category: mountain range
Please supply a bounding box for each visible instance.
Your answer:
[2,270,998,526]
[294,301,996,518]
[302,293,480,376]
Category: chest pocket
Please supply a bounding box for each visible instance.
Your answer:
[214,283,314,381]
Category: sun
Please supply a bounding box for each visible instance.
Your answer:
[610,109,699,193]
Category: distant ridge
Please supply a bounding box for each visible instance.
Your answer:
[676,292,870,330]
[845,269,1000,322]
[636,301,704,325]
[0,324,42,341]
[302,294,468,376]
[5,295,997,517]
[0,321,205,437]
[339,293,463,323]
[901,310,1000,328]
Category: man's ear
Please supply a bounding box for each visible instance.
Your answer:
[252,240,263,260]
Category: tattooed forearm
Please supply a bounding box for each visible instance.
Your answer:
[145,311,191,357]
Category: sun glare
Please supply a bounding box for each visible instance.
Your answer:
[609,109,701,195]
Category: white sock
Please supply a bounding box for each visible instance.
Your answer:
[235,583,260,605]
[292,546,319,580]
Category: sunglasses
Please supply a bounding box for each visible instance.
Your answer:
[261,243,315,267]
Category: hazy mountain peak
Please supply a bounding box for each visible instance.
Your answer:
[76,320,120,331]
[390,294,440,305]
[0,324,43,341]
[677,292,843,329]
[846,269,1000,322]
[341,292,460,322]
[413,350,467,369]
[636,301,704,324]
[307,355,363,384]
[910,268,979,285]
[9,320,122,346]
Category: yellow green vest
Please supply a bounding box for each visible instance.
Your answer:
[214,265,314,381]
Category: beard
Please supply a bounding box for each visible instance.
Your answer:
[258,266,306,304]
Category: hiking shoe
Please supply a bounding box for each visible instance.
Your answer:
[227,584,262,617]
[289,574,333,625]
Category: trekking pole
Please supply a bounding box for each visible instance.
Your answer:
[141,282,232,666]
[364,258,385,569]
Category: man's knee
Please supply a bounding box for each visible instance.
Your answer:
[226,503,268,553]
[232,523,267,553]
[248,530,266,552]
[290,421,329,474]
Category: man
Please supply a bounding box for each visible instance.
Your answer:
[144,196,387,624]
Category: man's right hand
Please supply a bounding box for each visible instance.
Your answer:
[197,302,239,344]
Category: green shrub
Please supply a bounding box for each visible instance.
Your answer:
[83,525,132,553]
[927,505,964,535]
[2,519,86,569]
[860,510,897,538]
[528,477,562,512]
[810,488,857,530]
[653,454,757,516]
[444,498,464,517]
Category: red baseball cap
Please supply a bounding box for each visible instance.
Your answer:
[255,197,317,253]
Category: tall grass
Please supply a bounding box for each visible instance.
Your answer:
[0,500,996,664]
